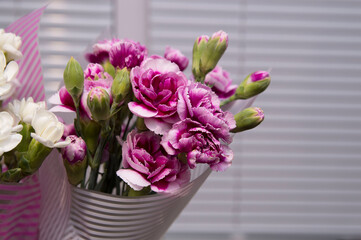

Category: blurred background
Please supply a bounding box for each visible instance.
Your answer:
[1,0,361,239]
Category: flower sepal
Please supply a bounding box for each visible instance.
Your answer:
[87,87,111,122]
[0,168,23,182]
[231,107,264,133]
[235,71,271,99]
[127,186,151,197]
[63,57,84,104]
[19,139,52,175]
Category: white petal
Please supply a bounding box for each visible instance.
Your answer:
[2,44,22,61]
[31,109,58,135]
[11,124,23,133]
[0,83,12,97]
[0,133,22,152]
[0,112,14,139]
[4,61,19,81]
[116,169,150,191]
[53,139,71,148]
[0,51,5,71]
[41,122,64,143]
[31,133,55,148]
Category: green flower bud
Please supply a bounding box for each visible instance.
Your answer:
[235,71,271,99]
[111,68,131,105]
[0,168,23,182]
[192,35,209,80]
[103,61,116,78]
[62,135,87,186]
[79,119,101,155]
[15,122,34,152]
[19,139,52,174]
[231,107,264,133]
[63,57,84,103]
[192,31,228,81]
[87,87,111,122]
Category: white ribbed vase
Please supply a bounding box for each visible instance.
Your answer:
[66,165,211,240]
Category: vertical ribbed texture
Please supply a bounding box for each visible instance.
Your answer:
[65,165,211,240]
[5,6,46,102]
[0,6,46,240]
[0,175,41,240]
[39,150,72,240]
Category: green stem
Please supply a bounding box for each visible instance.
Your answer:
[122,113,133,140]
[87,122,111,190]
[220,95,237,107]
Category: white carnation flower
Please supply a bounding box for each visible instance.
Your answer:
[0,51,19,100]
[0,111,22,156]
[0,29,22,61]
[30,109,70,148]
[8,97,46,124]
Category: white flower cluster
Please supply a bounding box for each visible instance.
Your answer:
[0,29,22,101]
[0,98,69,157]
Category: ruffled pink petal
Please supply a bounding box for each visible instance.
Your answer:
[144,118,172,135]
[128,102,157,118]
[49,105,75,113]
[116,169,150,191]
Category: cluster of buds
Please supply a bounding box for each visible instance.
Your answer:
[192,31,228,82]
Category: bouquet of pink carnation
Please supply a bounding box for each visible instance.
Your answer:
[51,30,270,196]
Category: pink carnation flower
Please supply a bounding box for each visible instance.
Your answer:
[86,38,147,69]
[204,66,237,99]
[161,119,233,171]
[177,82,236,144]
[117,130,190,193]
[128,58,188,134]
[84,63,104,80]
[109,40,147,69]
[164,46,189,71]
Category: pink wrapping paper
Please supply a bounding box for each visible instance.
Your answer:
[0,6,46,240]
[0,175,41,240]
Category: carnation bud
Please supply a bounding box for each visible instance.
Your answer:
[231,107,264,133]
[15,122,33,152]
[103,61,116,78]
[62,135,87,186]
[235,71,271,99]
[111,68,130,105]
[80,119,101,155]
[0,168,23,182]
[84,63,104,80]
[87,87,110,122]
[192,31,228,81]
[192,35,209,80]
[62,123,76,139]
[19,139,52,175]
[63,57,84,103]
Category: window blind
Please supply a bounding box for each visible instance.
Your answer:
[2,1,361,239]
[148,0,361,239]
[0,0,113,99]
